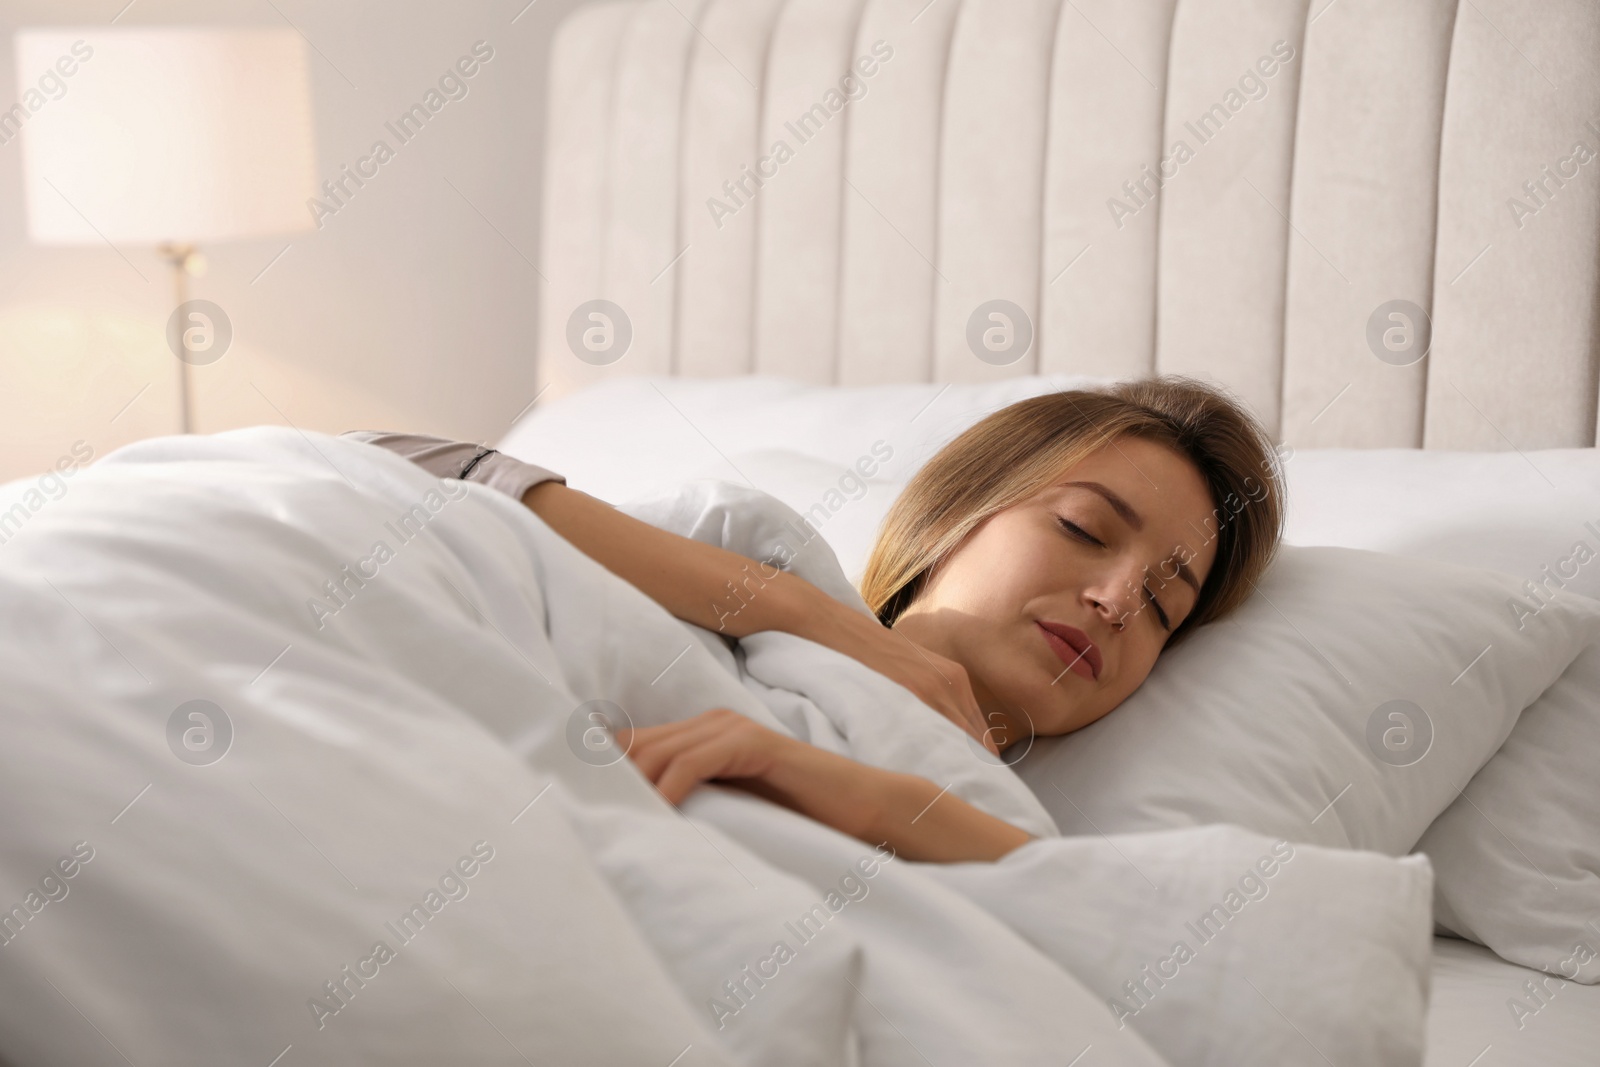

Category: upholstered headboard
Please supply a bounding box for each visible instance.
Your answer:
[536,0,1600,449]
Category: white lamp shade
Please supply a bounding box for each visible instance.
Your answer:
[14,27,317,245]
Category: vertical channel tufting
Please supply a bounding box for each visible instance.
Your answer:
[598,0,709,387]
[752,0,874,383]
[934,0,1066,383]
[835,0,964,385]
[1157,0,1309,437]
[838,0,960,385]
[1425,0,1600,449]
[538,0,1600,448]
[535,2,637,404]
[675,0,794,379]
[1280,0,1456,448]
[1038,0,1178,379]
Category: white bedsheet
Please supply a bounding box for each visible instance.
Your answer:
[1425,938,1600,1066]
[0,428,1438,1066]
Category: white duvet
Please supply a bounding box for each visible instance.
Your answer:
[0,428,1434,1066]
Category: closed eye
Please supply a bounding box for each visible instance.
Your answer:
[1058,517,1171,631]
[1144,580,1171,631]
[1056,516,1103,547]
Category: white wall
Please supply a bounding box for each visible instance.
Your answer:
[0,0,598,481]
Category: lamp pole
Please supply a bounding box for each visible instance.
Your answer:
[159,241,198,434]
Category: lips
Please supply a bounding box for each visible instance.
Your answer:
[1037,621,1102,682]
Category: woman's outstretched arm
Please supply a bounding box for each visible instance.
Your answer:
[521,479,837,639]
[618,708,1033,864]
[342,430,993,751]
[521,480,995,754]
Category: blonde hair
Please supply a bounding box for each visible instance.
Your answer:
[859,376,1286,646]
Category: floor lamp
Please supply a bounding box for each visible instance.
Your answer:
[15,27,317,434]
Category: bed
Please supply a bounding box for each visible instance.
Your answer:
[500,374,1600,1065]
[2,0,1598,1064]
[523,0,1600,1062]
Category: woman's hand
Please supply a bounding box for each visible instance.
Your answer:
[617,707,1032,863]
[854,629,997,755]
[616,708,793,806]
[801,600,996,755]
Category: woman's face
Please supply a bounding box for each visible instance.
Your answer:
[892,436,1220,747]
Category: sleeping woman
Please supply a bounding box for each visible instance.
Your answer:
[346,376,1284,866]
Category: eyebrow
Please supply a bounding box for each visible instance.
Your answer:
[1060,480,1142,530]
[1058,479,1203,600]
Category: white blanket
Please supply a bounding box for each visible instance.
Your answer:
[0,428,1434,1067]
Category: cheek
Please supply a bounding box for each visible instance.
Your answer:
[929,524,1044,613]
[1113,639,1163,697]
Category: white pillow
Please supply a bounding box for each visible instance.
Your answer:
[1279,446,1600,981]
[498,372,1110,507]
[1011,544,1600,857]
[1283,446,1600,602]
[708,449,905,586]
[927,824,1435,1067]
[507,377,1600,604]
[1416,642,1600,983]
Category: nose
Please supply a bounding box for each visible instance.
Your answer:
[1084,566,1146,631]
[1086,595,1129,631]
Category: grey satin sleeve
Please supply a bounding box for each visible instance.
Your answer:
[340,430,568,501]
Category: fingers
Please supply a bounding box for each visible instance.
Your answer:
[960,714,1000,756]
[943,694,998,756]
[927,657,996,754]
[945,672,1000,755]
[615,720,687,780]
[852,626,1003,754]
[652,739,734,805]
[615,708,769,806]
[942,664,988,735]
[896,640,992,750]
[616,713,723,783]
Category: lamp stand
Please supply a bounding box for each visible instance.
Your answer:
[159,242,199,434]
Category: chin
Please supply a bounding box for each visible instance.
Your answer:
[1031,683,1114,736]
[996,678,1082,738]
[1029,669,1103,732]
